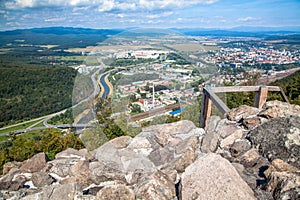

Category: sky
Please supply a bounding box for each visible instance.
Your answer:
[0,0,299,31]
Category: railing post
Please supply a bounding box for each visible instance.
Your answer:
[254,85,268,109]
[200,87,212,128]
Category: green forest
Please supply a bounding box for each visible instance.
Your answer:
[223,70,300,109]
[0,129,84,174]
[0,64,77,127]
[270,70,300,105]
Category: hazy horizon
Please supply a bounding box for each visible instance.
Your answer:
[0,0,299,31]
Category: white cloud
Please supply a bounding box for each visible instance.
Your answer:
[146,11,173,19]
[237,16,255,22]
[98,0,115,12]
[4,0,219,11]
[0,10,7,14]
[45,17,66,22]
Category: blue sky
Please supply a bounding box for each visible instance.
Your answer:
[0,0,299,30]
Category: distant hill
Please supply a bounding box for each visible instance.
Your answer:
[1,26,300,48]
[173,26,300,37]
[0,27,122,48]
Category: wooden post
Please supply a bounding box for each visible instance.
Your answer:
[254,85,268,109]
[200,89,212,128]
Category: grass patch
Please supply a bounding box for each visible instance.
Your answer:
[32,121,45,128]
[0,118,45,134]
[58,56,86,61]
[0,135,9,142]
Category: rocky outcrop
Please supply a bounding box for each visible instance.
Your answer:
[264,159,300,200]
[259,100,300,119]
[181,153,256,200]
[0,101,299,200]
[20,152,48,173]
[248,115,300,168]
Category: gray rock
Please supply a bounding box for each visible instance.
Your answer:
[242,116,261,130]
[266,171,300,200]
[236,148,260,168]
[2,161,22,175]
[248,115,300,168]
[217,121,240,139]
[21,192,45,200]
[148,147,174,167]
[150,120,196,147]
[175,135,199,155]
[220,128,243,149]
[42,183,82,200]
[92,141,123,171]
[230,139,251,157]
[259,100,300,119]
[55,148,94,161]
[48,158,77,178]
[262,159,300,199]
[0,177,26,191]
[205,116,221,133]
[200,130,219,153]
[227,105,260,122]
[96,184,135,200]
[0,190,26,200]
[181,153,256,200]
[143,120,196,136]
[70,160,92,187]
[175,148,197,173]
[200,116,221,154]
[20,152,48,173]
[108,136,132,149]
[89,161,126,184]
[31,171,55,188]
[135,170,176,200]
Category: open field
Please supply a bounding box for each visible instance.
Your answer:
[0,118,44,134]
[167,43,206,52]
[58,56,86,61]
[202,45,220,51]
[67,45,154,53]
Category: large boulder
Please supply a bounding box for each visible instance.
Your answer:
[248,115,300,168]
[135,170,176,200]
[181,153,256,200]
[41,183,82,200]
[20,152,48,173]
[31,171,55,188]
[226,105,260,122]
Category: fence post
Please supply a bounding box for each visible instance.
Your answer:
[254,85,268,109]
[200,88,212,128]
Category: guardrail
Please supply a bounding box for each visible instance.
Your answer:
[200,85,289,128]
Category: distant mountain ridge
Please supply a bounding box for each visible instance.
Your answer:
[1,26,300,40]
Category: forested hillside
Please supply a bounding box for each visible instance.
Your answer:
[270,70,300,105]
[0,65,77,127]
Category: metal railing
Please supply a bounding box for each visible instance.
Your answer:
[200,85,289,128]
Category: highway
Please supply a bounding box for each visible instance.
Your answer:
[0,124,93,136]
